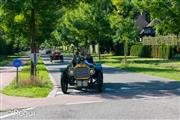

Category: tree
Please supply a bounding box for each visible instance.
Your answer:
[110,0,139,64]
[53,0,113,57]
[0,0,66,76]
[134,0,180,36]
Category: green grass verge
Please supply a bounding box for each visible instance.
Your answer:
[2,58,53,98]
[95,55,180,80]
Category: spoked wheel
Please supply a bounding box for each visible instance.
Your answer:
[61,72,68,94]
[97,71,103,92]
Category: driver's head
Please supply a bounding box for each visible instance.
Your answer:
[75,51,79,56]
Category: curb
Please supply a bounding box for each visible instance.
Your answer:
[47,73,58,97]
[42,58,59,98]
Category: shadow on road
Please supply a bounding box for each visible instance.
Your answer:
[65,80,180,99]
[45,61,70,66]
[100,80,180,99]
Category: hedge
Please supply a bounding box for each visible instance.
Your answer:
[138,45,152,58]
[130,44,175,59]
[130,44,141,56]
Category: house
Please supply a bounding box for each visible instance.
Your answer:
[136,12,156,38]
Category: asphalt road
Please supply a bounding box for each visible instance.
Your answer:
[2,55,180,120]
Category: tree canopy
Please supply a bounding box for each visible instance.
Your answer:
[0,0,179,56]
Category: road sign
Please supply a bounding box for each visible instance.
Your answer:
[13,59,22,68]
[29,53,39,65]
[12,59,22,86]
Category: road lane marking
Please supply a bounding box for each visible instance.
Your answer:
[105,88,115,91]
[0,112,17,119]
[66,100,103,105]
[120,87,131,90]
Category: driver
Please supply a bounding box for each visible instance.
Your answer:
[72,51,82,66]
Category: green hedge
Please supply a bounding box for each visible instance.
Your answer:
[138,45,152,58]
[130,44,151,57]
[151,45,172,59]
[130,45,140,56]
[130,44,174,59]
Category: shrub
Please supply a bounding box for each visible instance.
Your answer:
[128,42,176,59]
[130,44,141,56]
[151,46,159,58]
[165,46,171,59]
[138,45,152,58]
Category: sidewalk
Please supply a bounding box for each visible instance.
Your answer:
[0,56,31,111]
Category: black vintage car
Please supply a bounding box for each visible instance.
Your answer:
[60,57,103,94]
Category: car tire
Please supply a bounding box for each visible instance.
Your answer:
[50,56,53,62]
[97,71,103,92]
[61,72,68,94]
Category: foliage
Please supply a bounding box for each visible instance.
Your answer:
[151,45,172,59]
[130,44,141,56]
[138,45,152,58]
[1,0,180,56]
[134,0,180,36]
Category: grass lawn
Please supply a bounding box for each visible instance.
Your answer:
[95,55,180,80]
[2,58,53,98]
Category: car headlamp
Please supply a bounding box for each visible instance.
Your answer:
[90,69,95,75]
[69,69,74,76]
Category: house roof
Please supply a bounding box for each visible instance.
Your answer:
[136,14,149,30]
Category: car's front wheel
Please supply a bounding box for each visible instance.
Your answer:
[97,71,103,92]
[50,56,53,62]
[61,72,68,94]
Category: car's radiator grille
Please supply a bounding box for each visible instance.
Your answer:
[74,67,90,79]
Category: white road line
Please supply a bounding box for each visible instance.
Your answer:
[25,107,36,111]
[66,100,103,105]
[120,87,131,90]
[0,107,35,119]
[0,112,17,119]
[105,88,115,91]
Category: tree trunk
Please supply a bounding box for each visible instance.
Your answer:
[30,0,36,76]
[98,31,101,61]
[124,40,128,65]
[98,43,100,61]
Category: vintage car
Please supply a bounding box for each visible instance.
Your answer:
[60,57,103,94]
[50,51,63,63]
